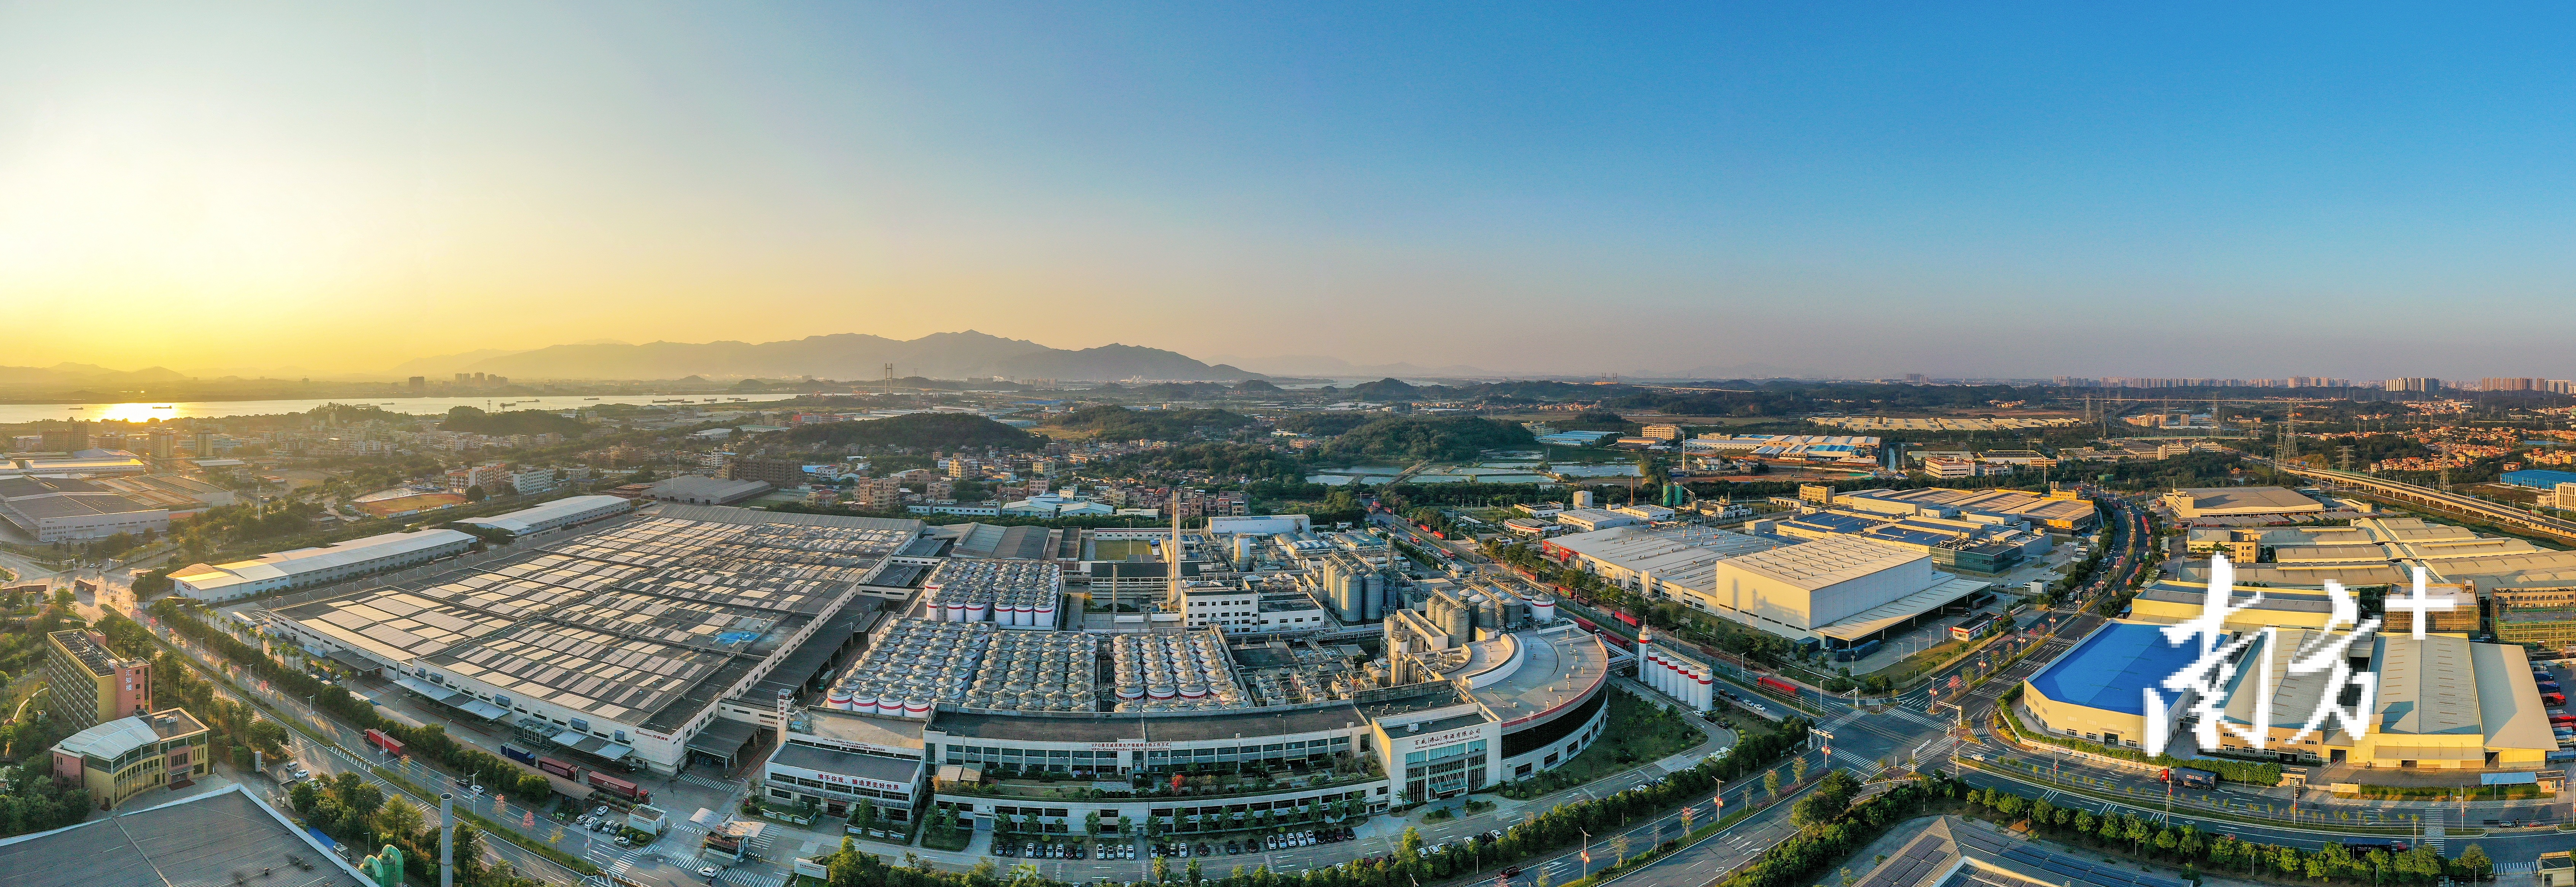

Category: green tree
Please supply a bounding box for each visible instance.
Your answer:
[463,484,487,502]
[1763,769,1781,799]
[2455,845,2493,882]
[1791,757,1808,784]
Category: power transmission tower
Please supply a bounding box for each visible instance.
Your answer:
[2336,445,2354,472]
[882,363,894,396]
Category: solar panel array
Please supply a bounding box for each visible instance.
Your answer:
[549,589,794,651]
[620,567,844,614]
[276,509,918,730]
[1854,824,1960,887]
[1994,846,2187,887]
[437,622,720,723]
[286,591,518,661]
[1943,817,2188,887]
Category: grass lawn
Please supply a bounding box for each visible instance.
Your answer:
[920,828,972,851]
[1494,690,1707,799]
[1862,636,1977,683]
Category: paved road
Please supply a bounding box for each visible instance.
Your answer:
[138,610,598,884]
[1950,761,2570,862]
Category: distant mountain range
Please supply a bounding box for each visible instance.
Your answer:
[392,331,1269,382]
[0,363,191,387]
[1215,355,1512,379]
[1629,361,1827,381]
[1216,354,1830,381]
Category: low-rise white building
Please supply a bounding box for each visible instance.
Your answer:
[510,468,556,496]
[0,476,168,542]
[1555,508,1642,533]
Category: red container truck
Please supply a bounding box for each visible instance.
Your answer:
[363,729,405,757]
[1757,676,1800,697]
[586,771,650,803]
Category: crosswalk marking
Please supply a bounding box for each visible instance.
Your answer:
[718,869,785,887]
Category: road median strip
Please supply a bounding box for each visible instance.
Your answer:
[1956,757,2424,838]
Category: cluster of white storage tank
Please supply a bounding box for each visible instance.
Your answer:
[959,631,1099,712]
[824,619,992,719]
[922,560,1063,629]
[928,588,1060,628]
[1110,630,1249,712]
[1639,631,1714,712]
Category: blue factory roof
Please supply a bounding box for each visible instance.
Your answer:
[2026,622,2200,716]
[1785,513,1874,533]
[1865,527,1953,547]
[2501,469,2576,489]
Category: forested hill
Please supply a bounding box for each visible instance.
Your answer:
[776,412,1041,450]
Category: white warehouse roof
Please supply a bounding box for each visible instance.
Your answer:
[173,529,473,596]
[459,495,629,535]
[1715,533,1922,591]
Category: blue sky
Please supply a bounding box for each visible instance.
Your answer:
[5,3,2573,378]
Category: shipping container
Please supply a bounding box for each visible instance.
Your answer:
[1757,676,1799,697]
[363,729,405,757]
[1571,616,1599,633]
[1612,611,1640,627]
[501,745,537,765]
[537,757,581,779]
[1834,639,1882,662]
[587,771,649,803]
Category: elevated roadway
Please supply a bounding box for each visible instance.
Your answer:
[2249,457,2576,545]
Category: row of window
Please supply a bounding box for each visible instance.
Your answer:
[1403,739,1486,768]
[769,788,913,820]
[940,737,1351,767]
[934,789,1376,826]
[768,773,910,801]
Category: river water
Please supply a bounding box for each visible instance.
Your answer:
[0,393,807,425]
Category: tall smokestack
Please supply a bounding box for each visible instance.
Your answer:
[1168,489,1183,611]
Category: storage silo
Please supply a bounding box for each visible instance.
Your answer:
[1527,595,1556,623]
[1362,572,1386,621]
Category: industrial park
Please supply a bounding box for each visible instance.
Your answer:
[14,7,2576,887]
